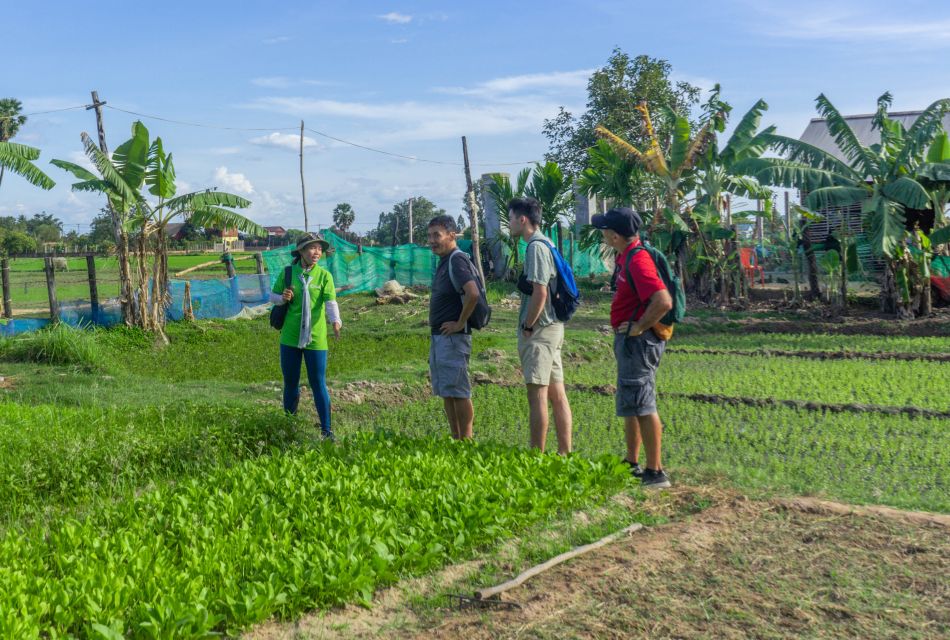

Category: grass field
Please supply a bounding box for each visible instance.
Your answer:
[2,253,262,310]
[0,285,947,637]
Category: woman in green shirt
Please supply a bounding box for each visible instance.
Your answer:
[271,233,342,439]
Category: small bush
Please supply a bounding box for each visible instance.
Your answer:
[0,323,103,371]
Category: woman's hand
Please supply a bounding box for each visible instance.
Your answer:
[332,322,342,339]
[282,288,294,303]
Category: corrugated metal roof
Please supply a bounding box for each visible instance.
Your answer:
[798,110,950,162]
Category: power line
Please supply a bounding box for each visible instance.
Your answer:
[0,105,88,121]
[101,104,537,167]
[3,101,541,168]
[104,105,298,132]
[304,126,537,167]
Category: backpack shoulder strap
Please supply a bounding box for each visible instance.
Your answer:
[284,265,293,288]
[447,248,464,293]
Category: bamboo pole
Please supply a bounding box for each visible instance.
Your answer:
[44,257,59,323]
[1,258,11,318]
[86,254,99,322]
[462,136,487,285]
[300,120,309,232]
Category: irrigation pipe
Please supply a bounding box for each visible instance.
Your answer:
[474,522,644,601]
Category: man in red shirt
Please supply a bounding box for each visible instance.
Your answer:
[592,208,673,488]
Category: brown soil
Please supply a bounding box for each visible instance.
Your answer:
[471,380,950,419]
[244,489,950,639]
[667,347,950,363]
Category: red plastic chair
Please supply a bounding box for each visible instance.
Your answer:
[740,247,765,287]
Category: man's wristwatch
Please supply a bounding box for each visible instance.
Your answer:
[521,323,534,333]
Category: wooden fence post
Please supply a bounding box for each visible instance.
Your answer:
[44,257,60,323]
[1,258,11,319]
[86,254,99,322]
[254,252,268,301]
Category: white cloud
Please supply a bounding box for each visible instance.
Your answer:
[435,69,594,97]
[262,35,292,44]
[754,4,950,45]
[67,151,97,174]
[209,146,241,155]
[378,12,412,24]
[251,76,331,89]
[213,167,255,195]
[245,94,579,143]
[250,132,320,151]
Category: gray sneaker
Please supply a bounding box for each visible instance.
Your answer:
[623,459,644,478]
[641,468,671,489]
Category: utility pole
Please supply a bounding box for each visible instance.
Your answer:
[461,136,486,285]
[300,120,309,232]
[407,197,414,244]
[86,90,132,326]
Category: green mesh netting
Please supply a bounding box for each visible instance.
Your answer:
[262,231,612,295]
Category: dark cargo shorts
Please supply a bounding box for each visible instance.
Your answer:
[613,330,665,417]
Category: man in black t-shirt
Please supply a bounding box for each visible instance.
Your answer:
[427,215,480,439]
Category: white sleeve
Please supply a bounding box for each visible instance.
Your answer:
[325,300,341,324]
[269,292,286,305]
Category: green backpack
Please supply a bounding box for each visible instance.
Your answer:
[624,242,686,328]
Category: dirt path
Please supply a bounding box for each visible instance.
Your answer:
[245,489,949,639]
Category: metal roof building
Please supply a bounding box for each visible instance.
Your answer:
[798,110,950,162]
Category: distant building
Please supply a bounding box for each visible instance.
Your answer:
[264,226,287,238]
[797,110,950,272]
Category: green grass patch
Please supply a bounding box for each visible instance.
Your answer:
[0,323,104,371]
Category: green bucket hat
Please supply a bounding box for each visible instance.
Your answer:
[291,233,330,258]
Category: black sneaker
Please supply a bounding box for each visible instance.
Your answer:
[623,459,644,478]
[640,468,671,489]
[320,431,336,443]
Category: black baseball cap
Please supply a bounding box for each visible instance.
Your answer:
[591,207,642,237]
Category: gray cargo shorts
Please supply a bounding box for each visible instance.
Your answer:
[429,333,472,398]
[613,330,665,417]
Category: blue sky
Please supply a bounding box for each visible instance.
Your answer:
[4,0,950,234]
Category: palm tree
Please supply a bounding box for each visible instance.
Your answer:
[736,93,950,316]
[0,98,31,189]
[485,167,530,277]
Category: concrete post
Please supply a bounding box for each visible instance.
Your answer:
[481,173,509,279]
[573,183,594,237]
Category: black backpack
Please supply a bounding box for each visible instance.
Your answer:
[447,249,492,330]
[269,265,293,330]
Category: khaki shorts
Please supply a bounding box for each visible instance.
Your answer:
[429,333,472,398]
[518,322,564,385]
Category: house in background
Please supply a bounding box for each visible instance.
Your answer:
[163,223,188,242]
[797,110,950,273]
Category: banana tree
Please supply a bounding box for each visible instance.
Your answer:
[596,95,725,289]
[736,92,950,317]
[140,137,260,329]
[52,131,141,326]
[0,141,55,191]
[53,121,262,333]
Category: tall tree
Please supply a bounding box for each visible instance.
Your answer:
[543,50,700,179]
[332,202,356,233]
[370,197,445,246]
